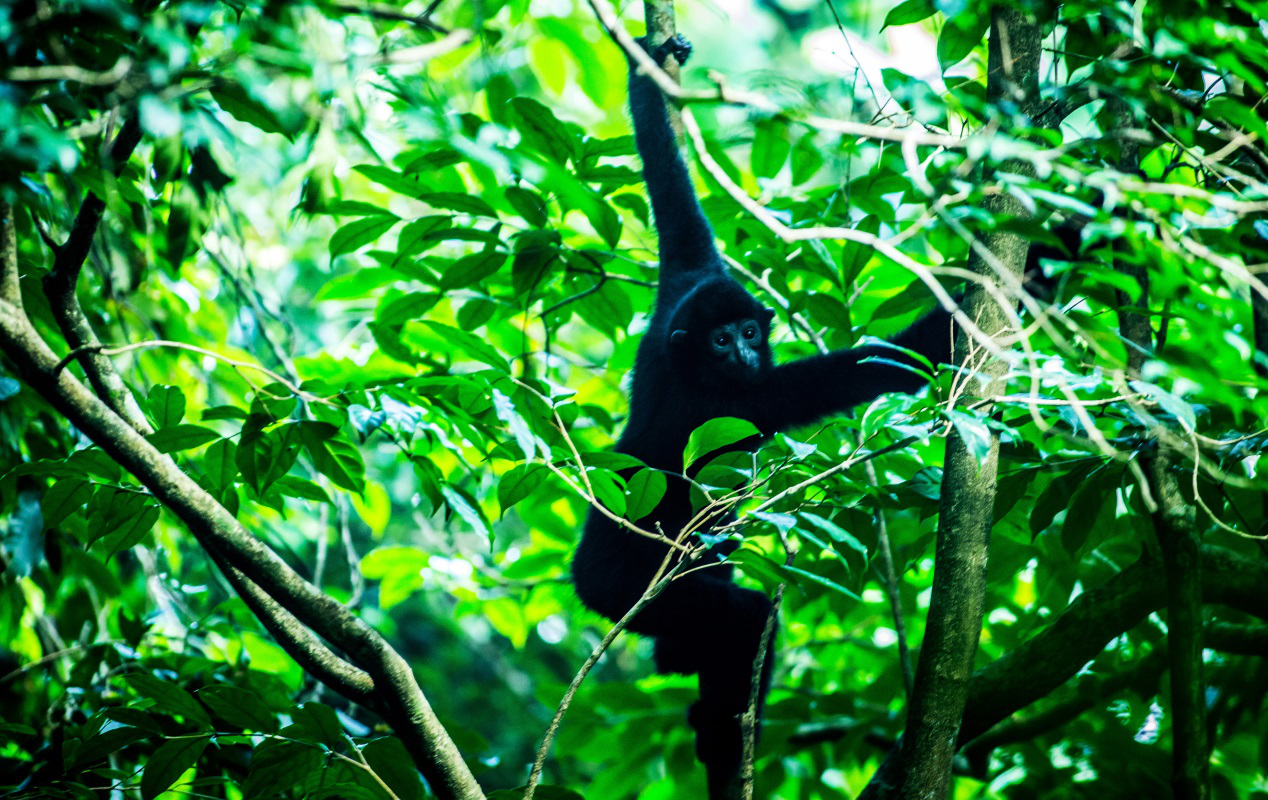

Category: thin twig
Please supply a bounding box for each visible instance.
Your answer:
[522,554,701,800]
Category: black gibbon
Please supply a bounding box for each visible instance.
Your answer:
[570,34,957,796]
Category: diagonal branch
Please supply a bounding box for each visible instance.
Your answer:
[856,544,1267,799]
[0,202,484,799]
[40,115,151,435]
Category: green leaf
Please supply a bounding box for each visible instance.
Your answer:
[204,438,239,490]
[511,246,558,298]
[781,564,862,601]
[299,423,365,494]
[945,409,994,468]
[492,389,538,461]
[196,686,276,731]
[88,490,161,558]
[42,478,93,529]
[684,417,761,469]
[439,251,507,290]
[937,10,988,69]
[751,119,790,179]
[211,84,289,138]
[147,385,186,428]
[1062,470,1113,557]
[800,512,868,559]
[362,738,427,800]
[510,97,577,164]
[290,703,344,748]
[330,216,398,258]
[499,463,549,512]
[148,424,220,453]
[624,469,666,522]
[1030,463,1099,538]
[244,739,323,799]
[361,546,429,608]
[882,0,936,27]
[442,484,492,542]
[376,291,440,326]
[275,475,334,504]
[1129,380,1197,431]
[141,735,210,800]
[203,405,248,421]
[587,468,626,517]
[237,420,295,494]
[354,164,430,197]
[418,192,497,217]
[124,673,212,728]
[421,322,510,371]
[506,186,548,226]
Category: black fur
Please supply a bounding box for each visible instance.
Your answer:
[570,34,956,796]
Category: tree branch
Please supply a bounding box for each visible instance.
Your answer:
[856,545,1267,798]
[40,115,151,435]
[896,9,1043,799]
[0,300,485,800]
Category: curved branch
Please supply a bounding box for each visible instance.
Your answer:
[0,301,485,800]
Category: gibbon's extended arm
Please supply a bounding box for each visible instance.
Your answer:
[627,36,720,273]
[745,303,956,433]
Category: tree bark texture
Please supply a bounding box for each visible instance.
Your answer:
[897,7,1042,800]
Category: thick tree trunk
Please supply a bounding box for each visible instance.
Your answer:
[896,7,1042,799]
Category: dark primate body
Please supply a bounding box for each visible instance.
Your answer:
[569,35,958,797]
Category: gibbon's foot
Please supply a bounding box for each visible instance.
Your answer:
[653,33,692,66]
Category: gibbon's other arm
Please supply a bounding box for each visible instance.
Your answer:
[627,35,720,273]
[743,303,956,433]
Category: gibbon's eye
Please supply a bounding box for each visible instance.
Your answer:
[714,333,731,347]
[741,326,757,340]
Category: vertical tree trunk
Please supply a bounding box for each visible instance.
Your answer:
[898,7,1042,799]
[1111,78,1210,800]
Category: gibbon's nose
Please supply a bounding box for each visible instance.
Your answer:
[736,343,759,370]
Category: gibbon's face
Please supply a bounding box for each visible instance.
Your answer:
[706,317,766,383]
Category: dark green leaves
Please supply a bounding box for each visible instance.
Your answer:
[87,489,161,558]
[148,424,220,453]
[141,735,210,800]
[41,479,93,530]
[124,674,212,728]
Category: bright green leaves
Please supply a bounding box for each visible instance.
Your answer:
[299,421,366,494]
[882,0,936,28]
[148,425,221,454]
[751,119,792,180]
[361,546,430,608]
[147,384,186,428]
[499,463,550,512]
[684,417,762,469]
[511,97,578,166]
[331,215,400,258]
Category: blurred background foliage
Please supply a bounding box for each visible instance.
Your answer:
[1,0,1268,798]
